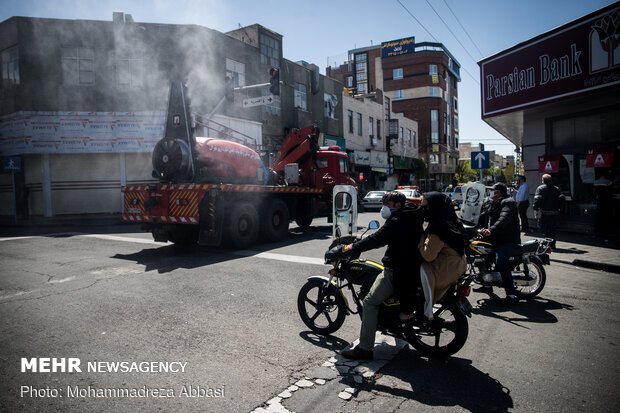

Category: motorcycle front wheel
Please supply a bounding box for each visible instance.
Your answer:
[410,299,468,358]
[513,260,546,299]
[297,279,347,335]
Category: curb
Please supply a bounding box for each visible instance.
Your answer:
[551,258,620,275]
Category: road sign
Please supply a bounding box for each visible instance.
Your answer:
[471,151,490,169]
[242,95,275,108]
[3,156,22,172]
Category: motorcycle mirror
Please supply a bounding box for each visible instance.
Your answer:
[368,220,379,230]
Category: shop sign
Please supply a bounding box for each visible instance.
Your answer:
[393,156,410,170]
[353,150,370,165]
[381,36,415,58]
[370,150,388,168]
[322,135,346,151]
[480,3,620,118]
[538,155,562,173]
[586,147,615,168]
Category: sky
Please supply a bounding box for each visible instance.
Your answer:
[1,0,615,157]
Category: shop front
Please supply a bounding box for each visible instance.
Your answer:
[479,2,620,234]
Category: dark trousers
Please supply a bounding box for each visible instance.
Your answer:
[393,266,421,315]
[496,243,516,297]
[538,214,557,246]
[517,200,530,231]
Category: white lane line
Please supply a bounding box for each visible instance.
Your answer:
[80,234,162,245]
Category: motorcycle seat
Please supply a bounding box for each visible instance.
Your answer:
[514,240,538,255]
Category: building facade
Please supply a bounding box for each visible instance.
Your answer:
[479,1,620,234]
[328,38,460,191]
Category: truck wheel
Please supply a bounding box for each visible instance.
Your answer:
[225,202,259,249]
[261,198,290,242]
[295,215,313,229]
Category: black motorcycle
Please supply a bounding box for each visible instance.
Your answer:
[463,225,552,299]
[297,221,474,358]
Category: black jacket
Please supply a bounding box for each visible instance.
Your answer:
[481,196,520,245]
[533,183,564,212]
[352,204,424,269]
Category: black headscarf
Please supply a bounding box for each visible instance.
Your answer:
[423,192,466,256]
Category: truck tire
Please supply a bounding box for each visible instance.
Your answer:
[295,215,313,229]
[261,198,290,242]
[225,201,259,249]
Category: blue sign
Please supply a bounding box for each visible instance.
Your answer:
[3,156,22,172]
[471,151,490,170]
[381,36,416,58]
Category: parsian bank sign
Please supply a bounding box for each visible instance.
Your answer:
[479,2,620,118]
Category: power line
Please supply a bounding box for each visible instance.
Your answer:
[442,0,484,59]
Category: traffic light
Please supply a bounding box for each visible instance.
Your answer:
[269,68,280,96]
[225,75,234,102]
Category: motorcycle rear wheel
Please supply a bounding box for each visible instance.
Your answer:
[410,299,468,358]
[513,260,546,299]
[297,280,347,335]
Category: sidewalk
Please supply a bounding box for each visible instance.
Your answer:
[2,214,620,273]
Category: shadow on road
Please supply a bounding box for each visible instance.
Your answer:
[365,350,513,412]
[471,295,574,327]
[298,331,350,352]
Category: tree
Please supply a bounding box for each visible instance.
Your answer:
[455,159,478,183]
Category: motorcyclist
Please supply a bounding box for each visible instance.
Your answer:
[338,191,424,360]
[478,182,521,306]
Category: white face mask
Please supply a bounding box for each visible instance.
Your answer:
[380,205,392,219]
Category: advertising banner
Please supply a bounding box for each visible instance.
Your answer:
[538,155,562,173]
[586,147,615,168]
[381,37,415,58]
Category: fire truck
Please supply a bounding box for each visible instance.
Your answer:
[121,82,355,248]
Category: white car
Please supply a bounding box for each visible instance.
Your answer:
[444,185,464,206]
[361,191,386,211]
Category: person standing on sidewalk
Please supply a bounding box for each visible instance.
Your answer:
[515,175,530,232]
[533,174,564,248]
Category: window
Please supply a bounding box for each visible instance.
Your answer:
[356,72,366,82]
[429,154,439,164]
[413,131,417,147]
[356,62,366,72]
[339,159,348,173]
[431,109,439,143]
[1,46,19,87]
[407,129,412,146]
[294,82,307,110]
[369,117,374,138]
[355,53,367,62]
[357,113,362,136]
[348,110,354,133]
[430,87,439,97]
[399,127,403,141]
[454,114,459,132]
[117,52,144,87]
[377,119,381,140]
[444,112,448,137]
[429,64,438,75]
[357,83,367,92]
[324,93,337,119]
[62,47,94,85]
[226,58,245,88]
[393,68,403,80]
[260,34,280,68]
[394,90,403,99]
[346,76,353,87]
[453,97,458,111]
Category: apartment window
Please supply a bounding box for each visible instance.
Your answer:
[226,58,245,88]
[294,82,307,110]
[431,109,439,143]
[429,154,439,164]
[430,87,439,97]
[260,34,280,68]
[429,64,438,75]
[377,119,381,140]
[1,46,20,87]
[413,131,417,147]
[357,83,367,92]
[369,117,374,138]
[62,47,94,85]
[357,113,362,136]
[356,72,366,82]
[356,62,366,72]
[394,90,403,99]
[346,76,353,87]
[393,68,403,80]
[117,52,144,87]
[407,129,412,146]
[348,110,353,133]
[453,97,458,111]
[399,127,403,141]
[355,53,367,62]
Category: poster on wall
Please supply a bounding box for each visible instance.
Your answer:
[0,111,165,156]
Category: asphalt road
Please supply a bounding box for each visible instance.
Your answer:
[1,213,619,412]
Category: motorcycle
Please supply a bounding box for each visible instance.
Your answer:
[463,225,552,299]
[297,221,474,358]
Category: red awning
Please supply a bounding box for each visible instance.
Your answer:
[586,147,615,168]
[538,155,562,173]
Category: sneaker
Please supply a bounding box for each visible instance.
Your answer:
[501,296,518,307]
[341,345,373,360]
[473,285,493,294]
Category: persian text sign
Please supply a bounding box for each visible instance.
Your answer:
[480,3,620,117]
[381,37,415,58]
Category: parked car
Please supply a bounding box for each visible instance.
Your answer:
[361,191,386,211]
[395,186,423,205]
[444,184,464,206]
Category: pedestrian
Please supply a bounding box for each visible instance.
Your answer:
[515,175,530,232]
[477,182,521,306]
[339,191,425,360]
[533,174,564,248]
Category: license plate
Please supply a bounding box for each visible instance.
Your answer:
[456,296,473,317]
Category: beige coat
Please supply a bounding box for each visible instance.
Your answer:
[419,233,467,303]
